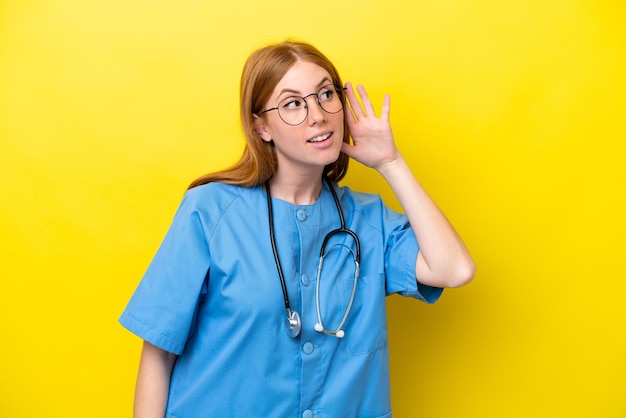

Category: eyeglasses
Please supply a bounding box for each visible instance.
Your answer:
[260,84,344,126]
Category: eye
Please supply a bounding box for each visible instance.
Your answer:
[281,97,304,111]
[318,87,335,102]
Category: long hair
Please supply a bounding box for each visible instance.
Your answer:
[188,41,350,189]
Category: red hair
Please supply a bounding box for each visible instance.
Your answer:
[189,41,349,189]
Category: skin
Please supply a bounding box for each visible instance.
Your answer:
[133,60,475,417]
[255,60,346,205]
[341,82,475,288]
[134,341,177,418]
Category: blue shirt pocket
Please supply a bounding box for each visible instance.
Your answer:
[337,273,388,355]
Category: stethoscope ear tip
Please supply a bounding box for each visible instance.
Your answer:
[314,323,345,338]
[269,179,359,340]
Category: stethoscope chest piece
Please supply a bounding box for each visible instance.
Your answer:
[286,310,302,338]
[266,178,360,340]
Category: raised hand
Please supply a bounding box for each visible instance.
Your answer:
[341,82,399,170]
[342,82,475,288]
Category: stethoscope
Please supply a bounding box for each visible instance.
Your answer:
[265,177,360,339]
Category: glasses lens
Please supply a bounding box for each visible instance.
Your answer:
[278,96,307,125]
[276,85,343,125]
[318,85,343,114]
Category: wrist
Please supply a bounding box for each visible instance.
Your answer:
[375,152,404,176]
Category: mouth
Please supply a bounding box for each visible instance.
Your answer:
[307,132,332,143]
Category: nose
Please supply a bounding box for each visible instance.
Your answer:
[305,96,326,124]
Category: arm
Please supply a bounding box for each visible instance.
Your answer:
[341,83,475,288]
[134,340,178,418]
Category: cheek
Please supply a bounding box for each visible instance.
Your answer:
[270,126,306,147]
[332,113,346,141]
[265,121,292,141]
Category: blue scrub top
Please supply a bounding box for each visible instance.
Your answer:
[120,181,442,418]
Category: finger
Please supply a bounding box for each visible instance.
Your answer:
[343,89,358,128]
[344,82,365,119]
[356,84,376,117]
[381,94,391,121]
[344,107,358,132]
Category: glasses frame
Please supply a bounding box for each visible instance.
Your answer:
[260,84,346,126]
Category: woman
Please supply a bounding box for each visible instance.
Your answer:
[120,40,475,418]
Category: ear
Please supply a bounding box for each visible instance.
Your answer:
[253,114,273,143]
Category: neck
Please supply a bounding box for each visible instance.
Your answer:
[268,170,325,205]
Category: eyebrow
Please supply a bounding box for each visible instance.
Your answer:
[277,77,332,98]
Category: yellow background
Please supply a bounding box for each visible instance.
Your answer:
[1,0,624,416]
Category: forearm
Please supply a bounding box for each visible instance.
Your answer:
[134,341,177,418]
[341,83,474,287]
[376,153,475,288]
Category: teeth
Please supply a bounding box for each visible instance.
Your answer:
[309,133,331,143]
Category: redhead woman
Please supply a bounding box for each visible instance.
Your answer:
[120,40,475,418]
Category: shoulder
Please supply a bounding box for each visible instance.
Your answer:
[333,182,408,229]
[334,183,384,210]
[179,182,264,217]
[184,182,247,203]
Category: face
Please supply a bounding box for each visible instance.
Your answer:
[255,60,345,177]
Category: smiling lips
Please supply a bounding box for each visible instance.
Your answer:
[308,132,332,143]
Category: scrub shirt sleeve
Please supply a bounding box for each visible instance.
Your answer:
[119,192,211,355]
[382,206,443,304]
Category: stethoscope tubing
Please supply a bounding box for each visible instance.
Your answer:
[265,180,293,314]
[265,177,360,339]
